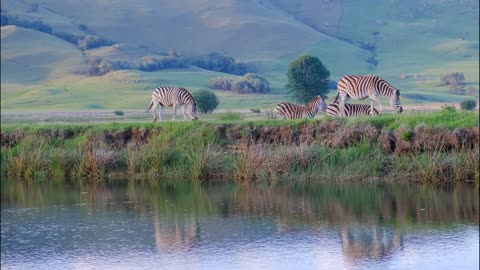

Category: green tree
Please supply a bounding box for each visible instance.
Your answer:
[285,54,330,103]
[192,90,219,113]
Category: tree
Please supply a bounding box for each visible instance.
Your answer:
[285,54,330,103]
[192,90,219,113]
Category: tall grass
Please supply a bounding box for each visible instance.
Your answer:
[3,135,49,180]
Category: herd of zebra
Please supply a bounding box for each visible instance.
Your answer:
[146,74,403,121]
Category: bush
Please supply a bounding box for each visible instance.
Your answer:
[441,104,456,113]
[440,72,465,94]
[78,35,113,50]
[137,55,186,71]
[208,73,270,94]
[113,110,125,116]
[460,100,477,111]
[192,90,219,113]
[189,52,248,75]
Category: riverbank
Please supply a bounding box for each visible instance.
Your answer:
[1,109,478,184]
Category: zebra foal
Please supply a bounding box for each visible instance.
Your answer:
[335,74,403,116]
[327,102,379,117]
[274,96,327,119]
[146,86,198,122]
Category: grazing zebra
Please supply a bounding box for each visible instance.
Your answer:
[274,96,327,119]
[334,74,403,116]
[327,102,379,117]
[146,86,198,122]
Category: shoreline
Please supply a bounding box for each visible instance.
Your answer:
[1,110,479,184]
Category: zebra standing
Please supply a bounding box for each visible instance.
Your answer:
[334,74,403,117]
[274,96,327,119]
[146,86,198,122]
[327,102,379,117]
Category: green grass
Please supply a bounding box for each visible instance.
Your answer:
[1,110,478,183]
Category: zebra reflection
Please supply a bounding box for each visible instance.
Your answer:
[153,213,200,252]
[339,225,404,261]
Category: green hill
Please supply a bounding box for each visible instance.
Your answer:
[1,0,478,111]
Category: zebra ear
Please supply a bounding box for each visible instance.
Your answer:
[396,90,400,96]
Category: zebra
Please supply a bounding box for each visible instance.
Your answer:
[274,96,327,119]
[327,102,379,117]
[334,74,403,117]
[146,86,198,122]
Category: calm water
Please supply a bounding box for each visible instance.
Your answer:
[1,180,479,270]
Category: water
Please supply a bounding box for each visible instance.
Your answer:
[1,180,478,270]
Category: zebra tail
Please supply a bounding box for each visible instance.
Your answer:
[146,100,153,112]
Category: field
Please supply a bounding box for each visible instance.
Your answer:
[1,0,478,112]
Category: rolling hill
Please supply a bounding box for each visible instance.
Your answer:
[1,0,478,111]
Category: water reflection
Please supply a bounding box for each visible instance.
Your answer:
[340,225,404,262]
[1,180,478,269]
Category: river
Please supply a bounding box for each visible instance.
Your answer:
[1,180,478,270]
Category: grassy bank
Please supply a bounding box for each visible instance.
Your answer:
[1,110,479,184]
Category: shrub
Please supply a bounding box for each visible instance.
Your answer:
[440,72,465,94]
[136,55,186,71]
[250,108,261,113]
[192,90,219,113]
[113,110,125,116]
[441,104,456,113]
[189,52,248,75]
[460,100,477,111]
[209,73,270,94]
[78,35,113,51]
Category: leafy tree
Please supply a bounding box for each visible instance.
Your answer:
[285,54,330,103]
[192,90,219,113]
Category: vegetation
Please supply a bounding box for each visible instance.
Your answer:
[1,111,478,183]
[208,73,270,94]
[440,72,466,94]
[192,90,219,113]
[285,54,330,103]
[188,52,248,75]
[460,99,477,110]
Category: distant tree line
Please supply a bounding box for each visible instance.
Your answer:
[1,10,253,76]
[208,73,270,94]
[1,9,114,52]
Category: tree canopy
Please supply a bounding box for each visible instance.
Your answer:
[192,89,219,113]
[285,54,330,103]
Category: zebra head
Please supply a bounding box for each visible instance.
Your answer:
[187,101,198,120]
[312,96,327,112]
[390,89,403,113]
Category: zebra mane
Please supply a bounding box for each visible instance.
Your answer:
[377,78,398,97]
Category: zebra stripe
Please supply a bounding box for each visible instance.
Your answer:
[146,86,198,121]
[327,102,379,117]
[274,96,327,119]
[334,74,402,116]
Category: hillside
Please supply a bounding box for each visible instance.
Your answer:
[1,0,478,111]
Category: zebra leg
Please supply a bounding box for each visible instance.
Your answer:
[182,106,187,121]
[172,105,177,121]
[158,106,164,121]
[340,96,347,117]
[151,102,159,122]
